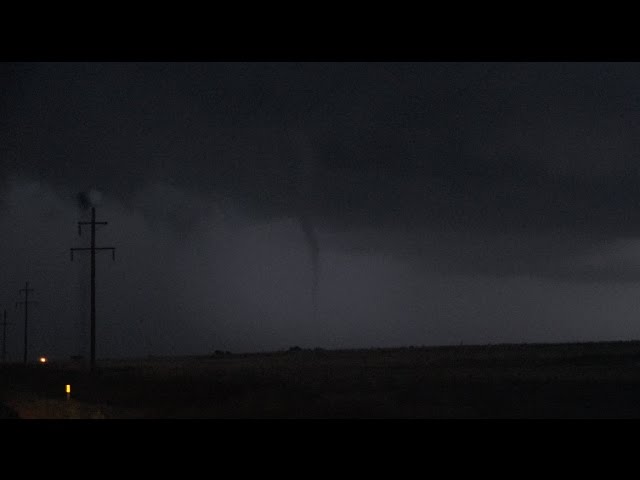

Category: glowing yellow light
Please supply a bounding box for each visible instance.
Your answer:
[65,384,71,394]
[39,357,47,363]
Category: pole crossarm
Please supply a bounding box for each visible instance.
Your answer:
[78,220,107,236]
[71,247,116,261]
[15,300,38,307]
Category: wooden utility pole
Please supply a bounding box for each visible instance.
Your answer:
[1,309,14,363]
[16,282,35,365]
[71,206,115,373]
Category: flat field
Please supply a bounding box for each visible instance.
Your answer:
[3,341,640,418]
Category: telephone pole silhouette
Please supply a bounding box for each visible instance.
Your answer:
[71,206,115,373]
[1,309,14,363]
[16,282,35,365]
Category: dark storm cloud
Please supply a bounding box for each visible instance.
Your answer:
[4,62,640,357]
[4,62,640,233]
[325,227,640,283]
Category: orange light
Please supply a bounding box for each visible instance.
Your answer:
[65,384,71,394]
[39,357,47,363]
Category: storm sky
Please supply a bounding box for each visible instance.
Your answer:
[3,62,640,360]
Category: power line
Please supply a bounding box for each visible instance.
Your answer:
[71,206,115,373]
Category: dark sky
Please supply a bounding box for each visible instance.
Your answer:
[3,61,640,360]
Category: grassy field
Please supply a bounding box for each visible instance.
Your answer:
[3,341,640,418]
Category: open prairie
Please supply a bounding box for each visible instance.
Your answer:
[3,341,640,419]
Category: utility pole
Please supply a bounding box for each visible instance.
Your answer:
[71,206,115,373]
[16,282,35,365]
[1,309,14,363]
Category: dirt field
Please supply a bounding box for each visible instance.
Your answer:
[3,341,640,418]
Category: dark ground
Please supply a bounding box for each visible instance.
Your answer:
[3,341,640,418]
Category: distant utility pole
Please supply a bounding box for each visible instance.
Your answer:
[71,206,115,373]
[15,282,36,365]
[1,309,14,363]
